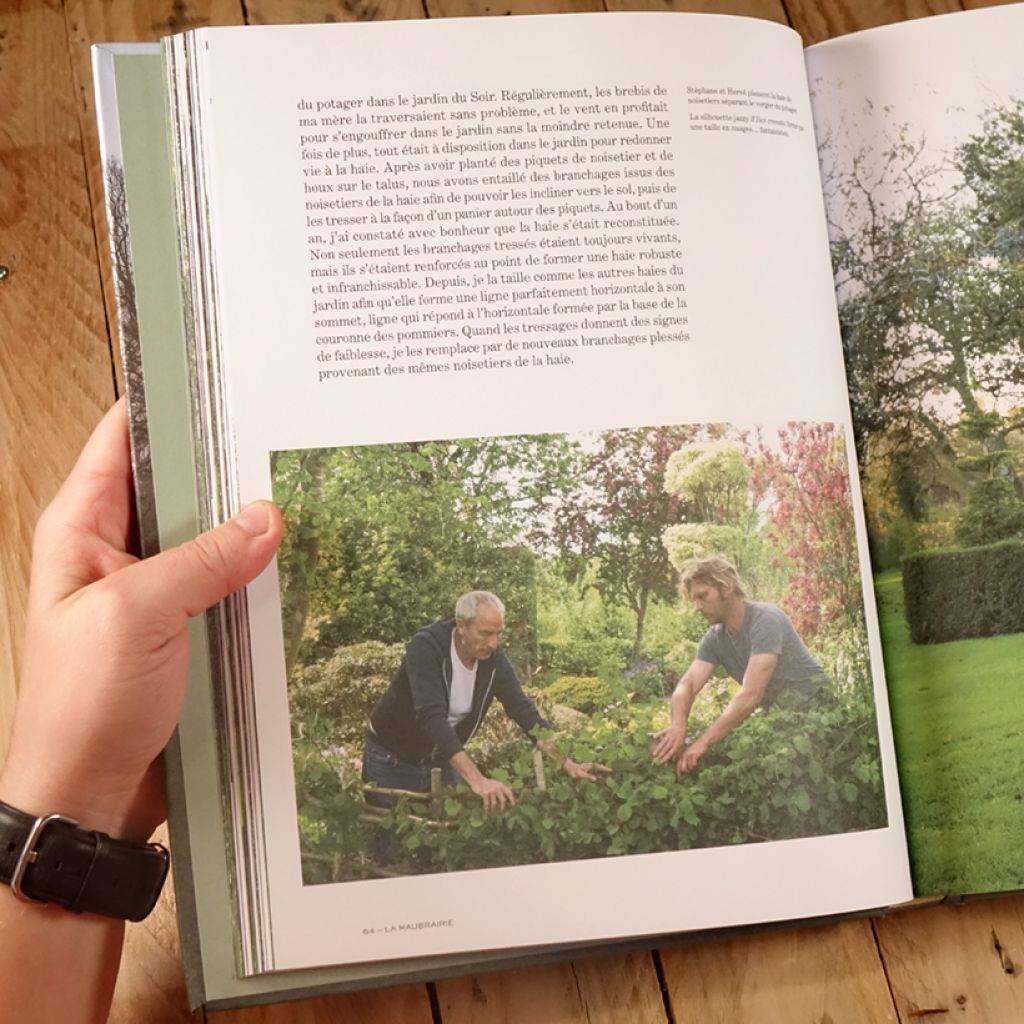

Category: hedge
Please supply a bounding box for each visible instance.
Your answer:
[290,641,404,743]
[537,635,632,677]
[543,675,617,713]
[903,539,1024,644]
[298,697,885,882]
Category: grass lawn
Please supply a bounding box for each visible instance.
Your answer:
[875,571,1024,896]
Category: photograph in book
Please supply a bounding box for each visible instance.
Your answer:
[807,9,1024,896]
[271,421,887,885]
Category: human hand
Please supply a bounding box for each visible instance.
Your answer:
[651,724,688,764]
[561,758,611,782]
[675,740,708,777]
[0,399,283,842]
[470,776,516,812]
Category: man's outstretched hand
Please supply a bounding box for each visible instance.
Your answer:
[0,398,283,841]
[651,724,687,764]
[562,758,611,782]
[471,776,517,812]
[675,740,709,777]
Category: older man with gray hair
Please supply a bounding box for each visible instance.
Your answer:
[364,590,605,812]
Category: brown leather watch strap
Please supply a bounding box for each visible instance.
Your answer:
[0,800,169,921]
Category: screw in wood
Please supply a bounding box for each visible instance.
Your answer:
[0,266,9,282]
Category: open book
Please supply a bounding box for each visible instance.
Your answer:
[93,6,1024,1011]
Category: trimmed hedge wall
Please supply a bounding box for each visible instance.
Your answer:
[903,539,1024,644]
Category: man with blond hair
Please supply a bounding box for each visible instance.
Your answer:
[652,555,829,775]
[365,590,605,812]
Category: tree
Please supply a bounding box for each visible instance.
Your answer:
[556,426,698,661]
[824,99,1024,547]
[272,434,578,675]
[272,448,327,676]
[955,477,1024,547]
[750,424,862,640]
[661,440,765,584]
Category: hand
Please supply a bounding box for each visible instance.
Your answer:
[675,740,709,777]
[651,724,687,764]
[0,399,283,841]
[561,758,611,782]
[470,776,516,812]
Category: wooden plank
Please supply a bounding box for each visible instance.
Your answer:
[604,0,787,21]
[0,0,116,759]
[427,0,604,19]
[658,920,899,1023]
[63,0,246,393]
[213,982,435,1024]
[436,952,668,1024]
[107,828,195,1024]
[246,0,426,22]
[875,897,1024,1022]
[785,0,961,45]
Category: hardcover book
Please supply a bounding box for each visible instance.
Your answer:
[93,5,1024,1010]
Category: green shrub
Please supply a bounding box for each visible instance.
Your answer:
[294,690,885,883]
[543,675,617,713]
[664,637,698,677]
[903,539,1024,643]
[874,513,923,571]
[290,641,404,744]
[378,698,885,874]
[955,478,1024,547]
[537,635,632,678]
[622,659,674,701]
[293,737,379,884]
[812,624,872,700]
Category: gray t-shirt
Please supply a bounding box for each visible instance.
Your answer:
[695,601,828,708]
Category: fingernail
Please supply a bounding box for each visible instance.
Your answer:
[234,501,271,535]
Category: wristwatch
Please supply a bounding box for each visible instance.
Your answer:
[0,800,169,921]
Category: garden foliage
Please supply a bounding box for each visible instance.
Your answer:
[903,539,1024,644]
[296,694,884,882]
[290,641,403,745]
[542,675,617,714]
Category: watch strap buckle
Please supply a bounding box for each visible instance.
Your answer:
[10,812,79,904]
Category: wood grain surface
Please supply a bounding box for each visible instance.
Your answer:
[0,1,1018,1022]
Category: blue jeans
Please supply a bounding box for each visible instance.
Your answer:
[362,734,459,810]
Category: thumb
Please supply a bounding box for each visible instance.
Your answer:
[121,500,283,625]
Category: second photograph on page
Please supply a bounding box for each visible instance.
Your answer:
[271,420,888,885]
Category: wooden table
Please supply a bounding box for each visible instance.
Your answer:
[3,0,1023,1020]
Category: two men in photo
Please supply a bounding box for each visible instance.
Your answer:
[364,555,831,812]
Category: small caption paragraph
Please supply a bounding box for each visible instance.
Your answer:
[685,85,805,138]
[295,83,690,383]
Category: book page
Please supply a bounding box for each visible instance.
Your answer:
[806,5,1024,900]
[187,12,910,972]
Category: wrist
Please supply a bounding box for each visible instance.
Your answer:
[0,757,157,843]
[0,797,169,921]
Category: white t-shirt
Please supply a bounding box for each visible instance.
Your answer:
[448,631,478,726]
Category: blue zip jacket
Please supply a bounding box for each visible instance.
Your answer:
[368,619,552,765]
